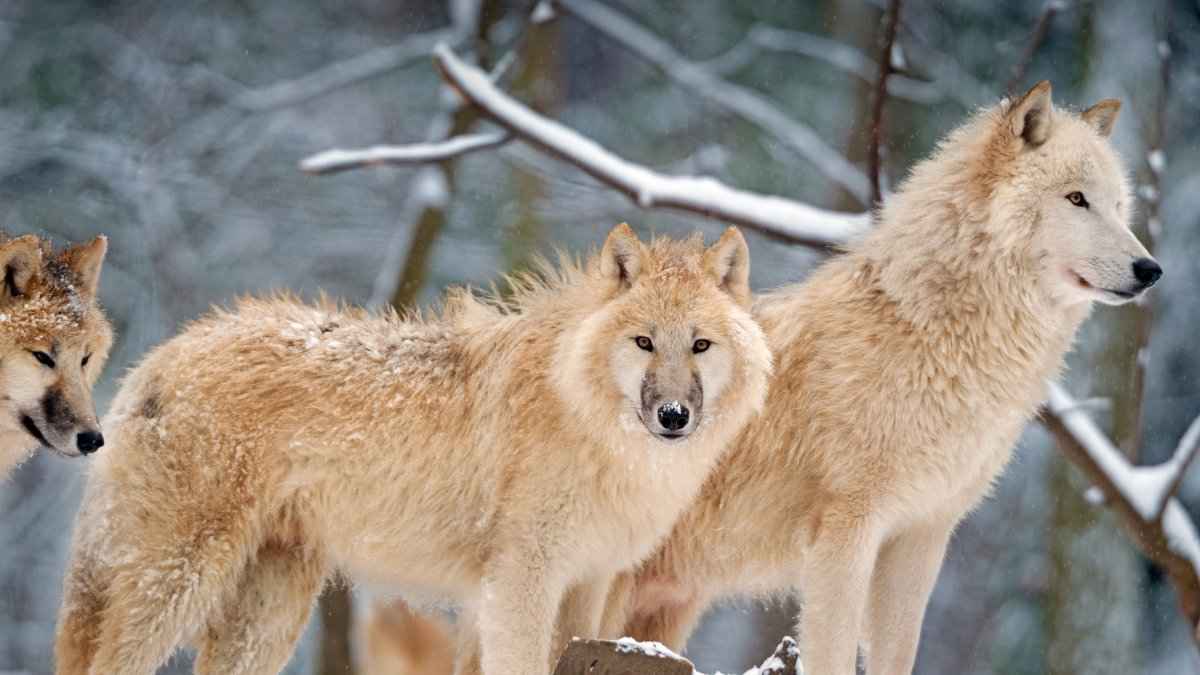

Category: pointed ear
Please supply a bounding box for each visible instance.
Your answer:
[703,227,751,307]
[64,235,107,300]
[599,223,644,291]
[1008,80,1053,146]
[0,235,43,306]
[1081,99,1121,137]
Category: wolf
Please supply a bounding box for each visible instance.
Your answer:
[601,82,1160,675]
[54,223,772,675]
[0,233,111,478]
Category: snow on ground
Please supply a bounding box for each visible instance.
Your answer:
[613,636,803,675]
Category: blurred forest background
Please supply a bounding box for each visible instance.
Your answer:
[1,1,1199,674]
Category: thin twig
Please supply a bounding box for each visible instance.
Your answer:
[1126,22,1174,457]
[299,131,511,175]
[431,44,869,250]
[234,29,458,113]
[552,0,871,206]
[733,25,942,104]
[867,0,903,205]
[1155,414,1200,524]
[1004,1,1066,96]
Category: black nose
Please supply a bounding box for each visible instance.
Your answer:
[76,431,104,455]
[1132,258,1162,287]
[657,402,690,432]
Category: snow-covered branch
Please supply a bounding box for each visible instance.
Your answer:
[431,44,869,250]
[1156,416,1200,522]
[299,131,511,175]
[1043,382,1200,636]
[551,0,871,206]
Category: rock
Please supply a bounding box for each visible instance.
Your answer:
[550,636,804,675]
[552,638,694,675]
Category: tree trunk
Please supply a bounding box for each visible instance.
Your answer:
[1045,2,1163,673]
[502,10,562,274]
[315,3,505,673]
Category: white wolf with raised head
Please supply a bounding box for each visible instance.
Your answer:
[602,81,1160,675]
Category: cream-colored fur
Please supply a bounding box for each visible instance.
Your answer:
[604,83,1158,675]
[0,234,112,477]
[54,224,772,675]
[361,600,456,675]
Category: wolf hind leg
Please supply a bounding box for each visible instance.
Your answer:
[620,594,705,654]
[452,606,484,675]
[193,542,327,675]
[85,502,262,674]
[55,488,119,675]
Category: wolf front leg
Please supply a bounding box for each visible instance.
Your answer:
[477,550,567,675]
[863,519,953,674]
[798,522,882,675]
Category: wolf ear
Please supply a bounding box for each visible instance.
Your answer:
[0,235,43,306]
[600,223,644,291]
[1008,80,1053,146]
[63,235,107,300]
[1081,99,1121,137]
[703,227,751,307]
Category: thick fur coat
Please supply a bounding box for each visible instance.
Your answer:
[54,224,772,675]
[606,83,1158,675]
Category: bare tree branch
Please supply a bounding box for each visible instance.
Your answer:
[1043,382,1200,638]
[552,0,871,206]
[234,28,459,113]
[711,25,942,104]
[431,44,870,250]
[1005,1,1066,96]
[1125,19,1174,457]
[299,131,511,175]
[868,0,903,205]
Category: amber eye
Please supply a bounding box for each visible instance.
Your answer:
[692,339,711,354]
[634,336,654,352]
[31,351,55,368]
[1066,191,1089,208]
[82,353,91,367]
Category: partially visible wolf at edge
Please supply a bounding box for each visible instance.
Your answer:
[0,233,111,479]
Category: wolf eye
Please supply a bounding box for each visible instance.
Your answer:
[634,336,654,352]
[31,351,55,368]
[1066,191,1089,208]
[692,339,711,354]
[81,354,91,367]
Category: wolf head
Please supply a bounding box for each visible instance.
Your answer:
[554,223,771,447]
[0,234,113,459]
[998,81,1159,305]
[871,81,1159,322]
